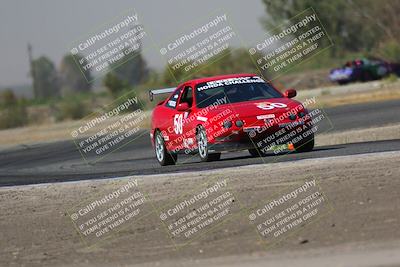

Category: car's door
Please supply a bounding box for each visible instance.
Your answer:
[178,85,197,152]
[167,85,195,152]
[158,86,183,152]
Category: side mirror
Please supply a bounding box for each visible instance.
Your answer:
[177,102,190,111]
[284,89,297,98]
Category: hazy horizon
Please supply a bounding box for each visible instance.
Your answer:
[0,0,267,88]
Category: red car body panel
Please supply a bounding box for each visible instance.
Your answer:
[150,73,310,154]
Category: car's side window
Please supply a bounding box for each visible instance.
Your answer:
[178,86,193,108]
[165,87,182,109]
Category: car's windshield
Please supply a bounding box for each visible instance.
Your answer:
[195,78,282,108]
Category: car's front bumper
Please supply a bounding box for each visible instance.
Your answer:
[208,120,313,153]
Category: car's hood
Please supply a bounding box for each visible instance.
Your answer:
[202,98,303,119]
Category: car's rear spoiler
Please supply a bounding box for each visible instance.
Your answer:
[149,87,176,101]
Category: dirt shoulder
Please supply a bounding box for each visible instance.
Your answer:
[316,123,400,146]
[297,80,400,108]
[1,151,399,266]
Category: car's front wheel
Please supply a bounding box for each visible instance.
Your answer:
[294,134,315,153]
[154,130,177,166]
[196,126,221,162]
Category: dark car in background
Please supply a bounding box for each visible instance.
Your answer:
[329,58,400,85]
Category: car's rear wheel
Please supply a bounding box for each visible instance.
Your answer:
[196,126,221,162]
[154,131,177,166]
[294,134,315,153]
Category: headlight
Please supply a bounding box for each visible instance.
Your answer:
[288,113,296,120]
[298,111,306,118]
[223,121,232,128]
[235,120,244,127]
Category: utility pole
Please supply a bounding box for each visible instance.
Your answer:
[27,43,37,98]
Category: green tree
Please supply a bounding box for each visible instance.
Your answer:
[261,0,383,56]
[103,72,128,97]
[379,40,400,62]
[108,45,149,87]
[59,54,92,96]
[196,48,269,78]
[0,89,17,108]
[31,56,59,98]
[350,0,400,44]
[161,48,269,84]
[0,89,28,129]
[55,95,89,121]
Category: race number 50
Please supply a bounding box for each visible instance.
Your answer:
[257,102,287,110]
[174,114,183,134]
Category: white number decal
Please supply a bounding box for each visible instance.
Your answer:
[256,102,287,110]
[173,114,183,134]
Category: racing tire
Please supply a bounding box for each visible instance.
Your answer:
[196,126,221,162]
[154,130,177,166]
[294,135,315,153]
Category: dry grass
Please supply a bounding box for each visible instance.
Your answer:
[314,85,400,108]
[0,111,151,149]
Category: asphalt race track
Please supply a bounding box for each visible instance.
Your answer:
[1,99,399,186]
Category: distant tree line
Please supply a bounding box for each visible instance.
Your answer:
[103,45,149,98]
[261,0,400,60]
[3,1,400,130]
[30,53,92,99]
[16,1,400,102]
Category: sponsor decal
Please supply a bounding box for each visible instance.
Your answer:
[256,114,276,120]
[168,100,177,107]
[197,76,265,91]
[173,114,184,134]
[243,126,261,132]
[197,116,208,122]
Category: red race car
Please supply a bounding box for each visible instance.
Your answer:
[149,73,314,166]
